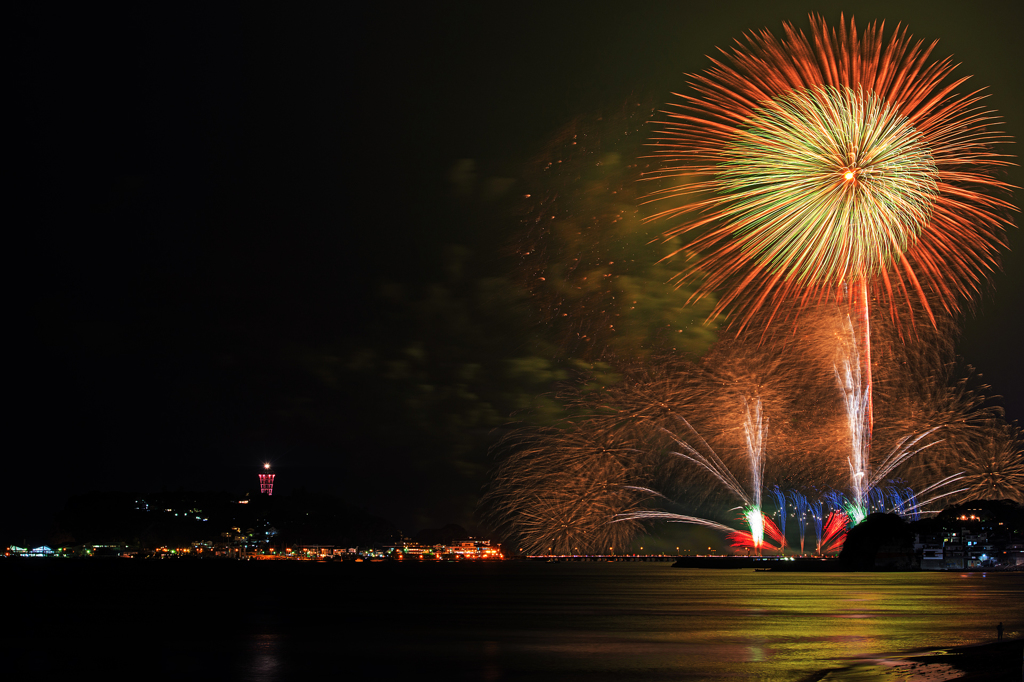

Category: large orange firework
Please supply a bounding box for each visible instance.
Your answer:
[644,15,1015,330]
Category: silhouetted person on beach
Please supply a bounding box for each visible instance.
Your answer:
[996,622,1002,641]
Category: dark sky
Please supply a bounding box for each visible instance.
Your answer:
[11,1,1023,544]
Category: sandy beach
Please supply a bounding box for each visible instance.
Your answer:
[814,638,1024,681]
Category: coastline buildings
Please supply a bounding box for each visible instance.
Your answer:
[9,487,1019,566]
[3,536,506,562]
[377,537,504,561]
[915,504,1024,570]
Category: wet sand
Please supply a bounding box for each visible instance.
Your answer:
[814,638,1024,681]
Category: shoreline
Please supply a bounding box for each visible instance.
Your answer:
[808,637,1024,681]
[670,555,1024,572]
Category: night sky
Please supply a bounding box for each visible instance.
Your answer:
[11,1,1023,545]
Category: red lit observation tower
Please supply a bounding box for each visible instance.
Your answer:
[259,463,275,496]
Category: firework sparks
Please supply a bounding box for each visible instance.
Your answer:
[644,16,1014,525]
[744,396,767,548]
[644,15,1014,329]
[958,422,1024,503]
[821,510,850,554]
[835,312,872,516]
[767,485,787,553]
[484,18,1019,559]
[715,85,939,287]
[728,511,786,554]
[788,489,810,554]
[482,297,1020,553]
[480,337,1020,553]
[479,421,651,555]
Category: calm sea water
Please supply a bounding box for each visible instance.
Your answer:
[4,561,1021,680]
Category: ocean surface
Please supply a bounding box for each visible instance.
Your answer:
[4,560,1021,680]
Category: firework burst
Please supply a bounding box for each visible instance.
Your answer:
[955,422,1024,504]
[644,14,1014,329]
[716,84,939,287]
[479,421,650,555]
[480,314,1021,553]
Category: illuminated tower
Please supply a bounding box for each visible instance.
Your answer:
[259,463,275,496]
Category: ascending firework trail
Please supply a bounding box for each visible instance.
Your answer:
[644,15,1015,518]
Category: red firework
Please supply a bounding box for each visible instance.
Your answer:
[727,512,786,553]
[762,514,787,549]
[820,510,849,554]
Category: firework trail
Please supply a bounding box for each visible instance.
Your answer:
[743,396,768,550]
[836,314,871,517]
[788,489,810,554]
[821,511,850,554]
[615,509,736,536]
[886,487,903,516]
[902,489,921,521]
[768,486,787,553]
[762,512,786,550]
[728,513,784,553]
[627,391,772,552]
[688,325,842,494]
[822,489,847,511]
[885,485,920,521]
[869,487,884,514]
[811,499,826,554]
[799,303,1013,519]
